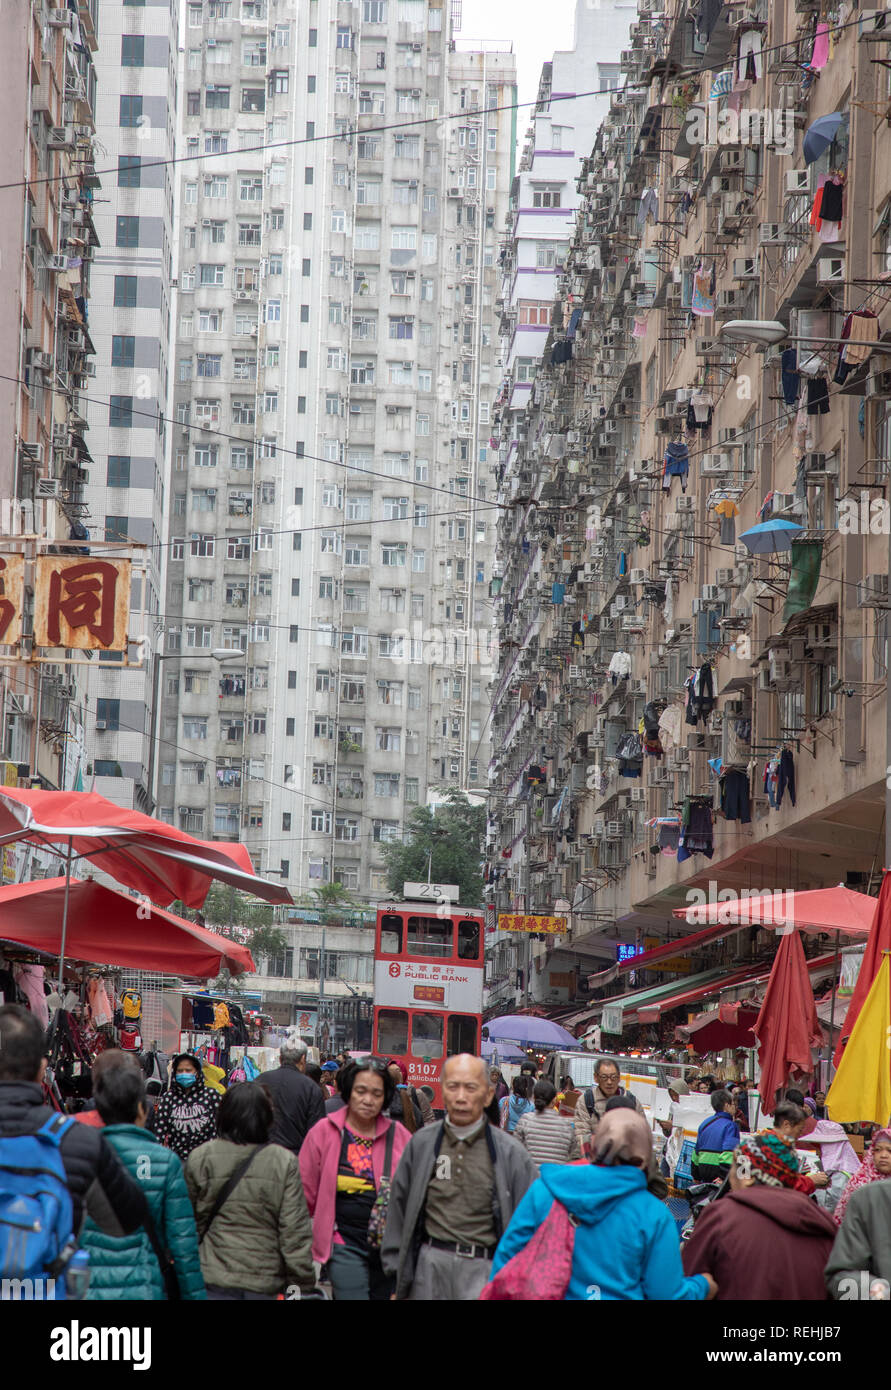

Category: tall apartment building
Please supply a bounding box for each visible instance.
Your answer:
[488,1,891,1039]
[156,0,515,1026]
[84,0,179,813]
[0,1,99,806]
[498,0,635,439]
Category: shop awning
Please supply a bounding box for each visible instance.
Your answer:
[580,952,838,1030]
[0,877,256,978]
[675,1004,760,1052]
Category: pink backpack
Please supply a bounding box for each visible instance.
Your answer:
[479,1199,577,1301]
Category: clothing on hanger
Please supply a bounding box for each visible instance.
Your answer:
[777,748,796,807]
[806,375,830,415]
[719,768,751,823]
[663,441,690,493]
[677,798,714,862]
[781,348,800,406]
[685,664,716,727]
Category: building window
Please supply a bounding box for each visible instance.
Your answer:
[109,397,133,428]
[111,336,135,368]
[104,515,129,542]
[532,185,562,208]
[115,216,139,248]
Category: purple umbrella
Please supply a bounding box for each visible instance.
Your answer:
[483,1015,582,1049]
[481,1039,526,1063]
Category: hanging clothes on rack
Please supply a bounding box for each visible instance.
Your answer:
[777,747,796,807]
[616,732,644,779]
[691,267,715,317]
[687,389,713,431]
[551,581,565,605]
[781,348,801,406]
[834,307,880,383]
[608,650,632,683]
[685,665,716,726]
[714,497,739,545]
[719,768,751,823]
[806,375,830,415]
[642,702,664,759]
[658,703,684,752]
[662,441,690,493]
[737,26,763,83]
[677,798,715,862]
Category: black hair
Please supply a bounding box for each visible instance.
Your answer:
[0,1004,46,1082]
[533,1079,557,1112]
[560,1075,574,1089]
[604,1093,638,1113]
[773,1100,806,1128]
[594,1058,620,1078]
[520,1062,537,1076]
[340,1056,396,1108]
[784,1088,805,1107]
[512,1075,532,1099]
[217,1081,274,1144]
[94,1066,146,1125]
[711,1088,734,1112]
[305,1062,323,1085]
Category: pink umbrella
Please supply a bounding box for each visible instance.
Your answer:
[753,930,823,1113]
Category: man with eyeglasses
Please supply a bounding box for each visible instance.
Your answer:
[382,1053,536,1300]
[574,1058,644,1158]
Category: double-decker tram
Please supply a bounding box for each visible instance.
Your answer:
[371,898,485,1108]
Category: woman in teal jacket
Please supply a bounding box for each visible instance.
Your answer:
[490,1109,715,1302]
[81,1064,205,1300]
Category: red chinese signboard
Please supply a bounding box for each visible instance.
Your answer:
[34,556,131,652]
[0,556,25,646]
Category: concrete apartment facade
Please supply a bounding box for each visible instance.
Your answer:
[84,0,179,814]
[155,0,515,1027]
[0,1,100,811]
[488,0,891,1039]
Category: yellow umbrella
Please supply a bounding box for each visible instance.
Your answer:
[826,953,891,1126]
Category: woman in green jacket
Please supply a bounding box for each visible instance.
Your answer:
[81,1064,205,1300]
[185,1081,316,1300]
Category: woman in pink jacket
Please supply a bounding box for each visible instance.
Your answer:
[299,1056,411,1300]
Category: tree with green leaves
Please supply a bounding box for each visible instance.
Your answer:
[188,884,288,976]
[382,791,485,906]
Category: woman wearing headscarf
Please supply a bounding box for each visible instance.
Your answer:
[825,1128,891,1298]
[830,1126,891,1227]
[152,1053,220,1162]
[682,1133,837,1301]
[796,1119,861,1217]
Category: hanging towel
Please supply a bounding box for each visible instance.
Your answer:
[782,540,823,625]
[811,22,830,71]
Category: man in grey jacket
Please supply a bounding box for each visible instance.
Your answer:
[825,1180,891,1299]
[381,1053,536,1300]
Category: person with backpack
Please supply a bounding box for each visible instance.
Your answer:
[299,1057,411,1300]
[499,1075,535,1133]
[486,1108,716,1302]
[185,1081,316,1300]
[79,1066,205,1300]
[573,1059,644,1157]
[691,1089,740,1183]
[0,1004,148,1299]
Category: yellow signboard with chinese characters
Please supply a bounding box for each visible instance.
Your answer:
[498,914,568,934]
[34,556,131,652]
[643,937,693,974]
[0,555,25,647]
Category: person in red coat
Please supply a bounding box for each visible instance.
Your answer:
[682,1131,837,1301]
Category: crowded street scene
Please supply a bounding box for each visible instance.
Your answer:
[2,0,891,1361]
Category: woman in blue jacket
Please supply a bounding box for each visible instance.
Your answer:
[691,1089,741,1183]
[490,1109,715,1302]
[81,1064,205,1300]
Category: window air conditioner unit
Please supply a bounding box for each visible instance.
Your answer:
[701,453,731,474]
[675,497,695,513]
[785,170,811,195]
[47,255,68,272]
[807,621,835,648]
[771,492,796,513]
[715,568,736,586]
[35,478,59,498]
[95,719,107,731]
[691,598,705,614]
[695,337,722,356]
[857,574,890,608]
[717,289,741,310]
[630,787,646,803]
[733,257,758,280]
[720,149,745,172]
[701,585,720,601]
[866,369,891,399]
[760,223,788,244]
[628,568,646,584]
[605,821,624,839]
[817,257,845,285]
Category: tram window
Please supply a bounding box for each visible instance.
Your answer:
[456,919,479,959]
[447,1015,477,1055]
[411,1011,444,1058]
[379,913,403,954]
[377,1008,408,1055]
[407,915,453,957]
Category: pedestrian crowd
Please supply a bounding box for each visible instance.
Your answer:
[1,1003,889,1301]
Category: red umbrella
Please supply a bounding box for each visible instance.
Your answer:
[0,787,290,909]
[753,930,823,1112]
[0,786,290,980]
[0,877,255,977]
[833,869,891,1066]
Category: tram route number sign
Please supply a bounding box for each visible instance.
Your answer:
[402,881,460,903]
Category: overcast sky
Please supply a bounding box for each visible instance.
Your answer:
[458,0,578,134]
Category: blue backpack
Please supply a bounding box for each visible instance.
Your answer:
[0,1113,76,1298]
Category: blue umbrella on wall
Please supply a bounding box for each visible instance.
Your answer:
[803,112,845,165]
[738,519,804,555]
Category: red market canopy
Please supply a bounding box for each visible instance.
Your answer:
[587,886,872,991]
[0,877,255,978]
[675,1004,760,1052]
[0,787,291,909]
[833,869,891,1065]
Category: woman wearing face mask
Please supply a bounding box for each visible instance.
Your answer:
[299,1057,411,1300]
[152,1053,221,1162]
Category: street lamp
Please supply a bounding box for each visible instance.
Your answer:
[156,648,247,663]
